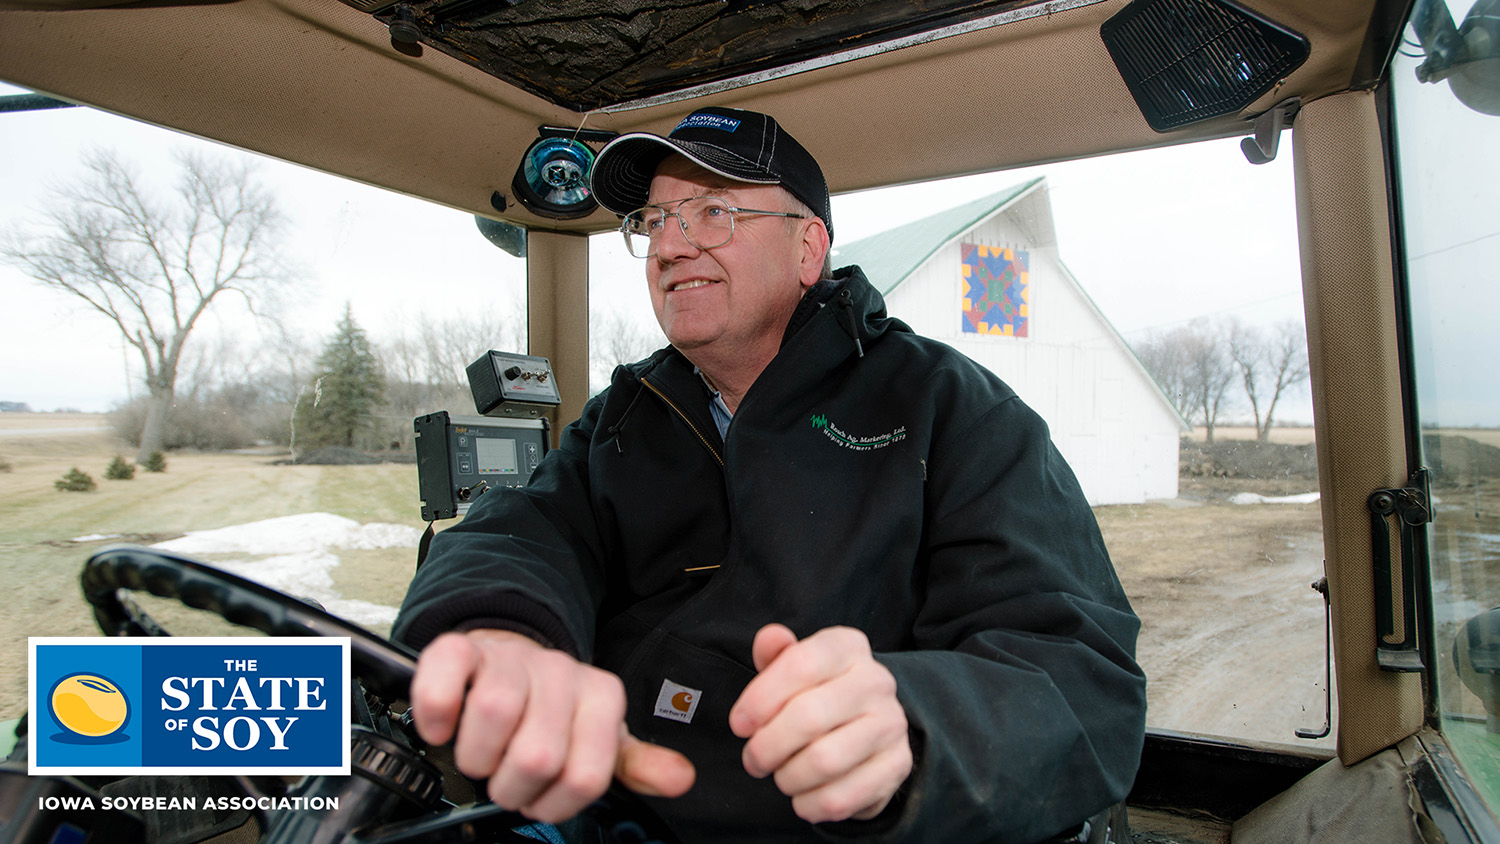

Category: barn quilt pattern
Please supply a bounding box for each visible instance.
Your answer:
[961,244,1029,337]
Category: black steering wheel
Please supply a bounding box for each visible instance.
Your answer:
[80,544,680,844]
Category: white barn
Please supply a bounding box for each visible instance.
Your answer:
[832,177,1187,505]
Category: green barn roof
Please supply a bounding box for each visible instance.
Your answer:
[831,177,1043,295]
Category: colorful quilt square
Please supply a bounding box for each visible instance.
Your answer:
[961,244,1029,337]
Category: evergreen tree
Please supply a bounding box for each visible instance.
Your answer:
[296,305,385,449]
[55,467,97,492]
[104,455,136,480]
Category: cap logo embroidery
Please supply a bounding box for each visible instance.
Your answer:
[675,113,741,133]
[653,678,702,724]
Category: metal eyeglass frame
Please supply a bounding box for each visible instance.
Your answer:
[621,195,807,258]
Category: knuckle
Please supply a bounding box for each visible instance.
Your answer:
[407,682,451,722]
[430,631,476,656]
[742,738,772,775]
[802,740,848,781]
[783,647,823,682]
[829,626,870,653]
[468,687,525,726]
[868,745,913,794]
[555,761,612,803]
[796,790,855,824]
[485,777,522,810]
[586,668,627,703]
[876,698,908,732]
[509,740,567,782]
[783,694,835,735]
[822,793,861,822]
[528,647,570,674]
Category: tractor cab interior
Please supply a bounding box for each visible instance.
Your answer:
[2,0,1500,842]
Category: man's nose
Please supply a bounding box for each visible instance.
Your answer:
[654,214,700,261]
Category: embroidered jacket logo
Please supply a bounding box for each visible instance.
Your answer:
[810,415,907,452]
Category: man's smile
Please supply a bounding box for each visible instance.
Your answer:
[667,279,719,292]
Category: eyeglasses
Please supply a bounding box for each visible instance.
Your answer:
[621,195,807,258]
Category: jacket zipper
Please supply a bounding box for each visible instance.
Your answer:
[639,376,724,468]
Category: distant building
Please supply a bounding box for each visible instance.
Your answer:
[0,401,33,413]
[832,177,1188,505]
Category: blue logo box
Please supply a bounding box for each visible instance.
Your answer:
[30,637,351,776]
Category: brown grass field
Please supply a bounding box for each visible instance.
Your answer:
[0,414,1337,749]
[1187,425,1319,444]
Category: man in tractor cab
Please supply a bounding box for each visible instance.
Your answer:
[393,107,1146,843]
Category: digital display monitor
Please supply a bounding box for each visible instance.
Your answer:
[475,436,519,475]
[415,412,547,521]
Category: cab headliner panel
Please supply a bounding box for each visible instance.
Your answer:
[363,0,1054,111]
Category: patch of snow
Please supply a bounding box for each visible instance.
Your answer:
[154,513,419,555]
[212,551,343,602]
[320,599,401,628]
[150,513,411,629]
[71,533,123,542]
[1230,492,1322,505]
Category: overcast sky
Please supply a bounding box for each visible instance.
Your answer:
[0,79,1311,420]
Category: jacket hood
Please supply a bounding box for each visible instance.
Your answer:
[783,265,900,350]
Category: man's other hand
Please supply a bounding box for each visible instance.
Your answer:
[729,624,913,824]
[409,629,696,823]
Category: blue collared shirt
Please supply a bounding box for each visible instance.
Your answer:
[696,368,733,440]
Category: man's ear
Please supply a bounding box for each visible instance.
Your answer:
[798,217,831,289]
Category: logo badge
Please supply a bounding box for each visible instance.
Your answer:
[50,673,130,739]
[810,414,908,452]
[653,678,702,724]
[30,637,351,775]
[674,113,741,133]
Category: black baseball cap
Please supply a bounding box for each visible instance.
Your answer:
[590,107,833,241]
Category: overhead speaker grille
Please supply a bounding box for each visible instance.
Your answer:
[1100,0,1310,132]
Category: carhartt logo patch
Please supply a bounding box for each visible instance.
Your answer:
[653,679,701,724]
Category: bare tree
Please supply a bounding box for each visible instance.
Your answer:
[1228,318,1267,439]
[590,311,665,392]
[418,308,526,391]
[1,150,288,461]
[1183,322,1236,443]
[1134,331,1195,421]
[1135,319,1236,442]
[375,308,526,448]
[1231,319,1310,441]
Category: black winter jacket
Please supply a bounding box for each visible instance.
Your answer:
[394,267,1146,844]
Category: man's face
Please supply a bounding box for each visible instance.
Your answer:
[645,156,819,367]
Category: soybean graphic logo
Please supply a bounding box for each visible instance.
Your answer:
[49,673,131,740]
[30,637,351,776]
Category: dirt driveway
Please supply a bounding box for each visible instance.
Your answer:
[1099,499,1331,747]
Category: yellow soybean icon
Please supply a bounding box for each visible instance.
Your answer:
[50,673,128,737]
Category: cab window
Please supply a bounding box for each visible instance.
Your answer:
[817,136,1328,748]
[1390,0,1500,808]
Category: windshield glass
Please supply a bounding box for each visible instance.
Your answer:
[0,85,527,719]
[734,136,1324,748]
[1,81,1332,752]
